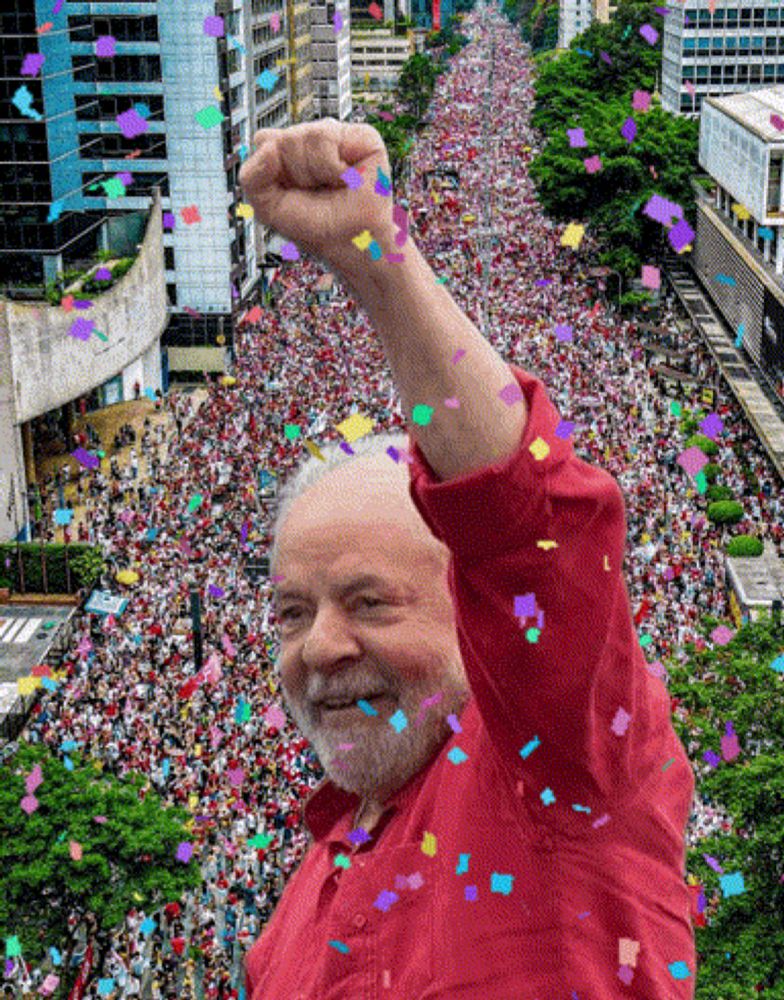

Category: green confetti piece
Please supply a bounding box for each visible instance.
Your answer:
[411,404,434,426]
[639,633,653,647]
[93,330,108,342]
[661,757,675,771]
[248,833,274,848]
[284,424,301,440]
[5,936,22,958]
[334,853,351,869]
[694,469,707,494]
[525,627,540,643]
[670,401,682,417]
[195,106,225,129]
[188,493,204,512]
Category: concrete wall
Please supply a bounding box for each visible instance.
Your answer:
[0,194,167,424]
[0,193,168,542]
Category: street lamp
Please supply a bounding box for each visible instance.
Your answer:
[188,576,203,672]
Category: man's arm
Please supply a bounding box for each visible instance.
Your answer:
[331,237,527,482]
[239,119,526,481]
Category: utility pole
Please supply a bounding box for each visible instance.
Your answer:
[189,577,204,672]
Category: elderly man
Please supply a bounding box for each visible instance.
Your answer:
[239,118,696,998]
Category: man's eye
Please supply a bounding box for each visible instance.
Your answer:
[357,597,385,610]
[278,607,301,622]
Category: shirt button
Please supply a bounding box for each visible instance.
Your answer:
[352,914,366,928]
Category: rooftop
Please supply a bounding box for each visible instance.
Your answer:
[707,87,784,144]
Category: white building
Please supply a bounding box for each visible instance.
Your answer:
[557,0,609,50]
[351,26,414,97]
[693,88,784,380]
[311,0,353,119]
[662,0,784,116]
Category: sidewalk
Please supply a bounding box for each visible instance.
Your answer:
[666,255,784,481]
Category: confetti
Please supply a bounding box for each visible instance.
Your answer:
[195,106,224,129]
[620,118,637,143]
[180,205,202,225]
[95,36,116,57]
[584,155,603,174]
[540,787,556,806]
[555,323,573,341]
[519,735,540,759]
[447,746,468,764]
[411,404,434,426]
[329,940,350,953]
[560,223,585,249]
[204,14,225,36]
[20,794,39,815]
[342,167,364,190]
[280,242,299,261]
[389,709,408,732]
[640,24,659,44]
[421,831,437,856]
[490,872,514,895]
[641,265,660,289]
[256,69,279,91]
[116,108,148,139]
[374,890,399,912]
[529,437,550,461]
[176,841,193,863]
[568,128,587,148]
[632,90,652,111]
[21,53,45,76]
[456,853,470,874]
[611,707,631,736]
[336,412,375,442]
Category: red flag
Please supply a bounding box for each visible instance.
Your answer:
[68,943,93,1000]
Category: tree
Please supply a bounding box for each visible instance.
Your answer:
[528,1,699,277]
[667,613,784,996]
[707,500,744,526]
[396,52,439,120]
[0,743,201,994]
[725,536,764,557]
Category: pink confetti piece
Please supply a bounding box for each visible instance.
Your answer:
[771,114,784,132]
[443,397,460,408]
[592,813,610,829]
[611,707,631,736]
[20,794,39,815]
[641,265,660,289]
[69,840,83,861]
[499,382,524,405]
[452,349,466,364]
[93,815,108,823]
[676,446,707,477]
[710,625,735,646]
[228,767,245,787]
[25,764,43,794]
[632,90,651,112]
[265,704,286,728]
[393,203,409,246]
[618,965,634,985]
[447,714,462,733]
[270,12,281,31]
[584,155,602,174]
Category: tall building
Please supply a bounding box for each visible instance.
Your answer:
[351,25,415,98]
[283,0,315,123]
[558,0,594,49]
[310,0,353,120]
[662,1,784,116]
[694,88,784,381]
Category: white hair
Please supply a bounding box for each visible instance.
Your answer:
[268,430,411,574]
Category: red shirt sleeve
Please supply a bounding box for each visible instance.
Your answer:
[407,364,691,823]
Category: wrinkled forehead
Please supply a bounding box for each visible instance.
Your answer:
[274,456,447,583]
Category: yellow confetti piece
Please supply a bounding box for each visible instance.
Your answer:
[236,202,254,219]
[604,555,611,571]
[421,831,437,857]
[188,794,199,812]
[351,230,373,251]
[213,86,222,101]
[529,437,550,461]
[335,412,375,443]
[537,539,558,551]
[17,676,40,696]
[731,202,751,220]
[304,440,326,461]
[560,222,585,249]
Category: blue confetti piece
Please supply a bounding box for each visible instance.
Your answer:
[519,735,540,759]
[576,47,593,56]
[49,947,62,966]
[719,871,745,897]
[759,226,774,240]
[735,324,744,347]
[456,853,470,875]
[668,961,692,980]
[368,240,383,261]
[540,787,556,806]
[63,756,73,770]
[490,872,514,895]
[140,917,156,935]
[715,273,736,286]
[388,709,408,732]
[60,740,77,752]
[40,676,58,692]
[572,803,591,813]
[329,939,350,954]
[98,979,115,996]
[256,69,279,91]
[447,746,468,765]
[47,200,64,223]
[770,654,784,673]
[356,699,378,716]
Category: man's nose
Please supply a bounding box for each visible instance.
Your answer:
[300,605,362,672]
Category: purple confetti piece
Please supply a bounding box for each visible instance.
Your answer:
[499,382,524,405]
[385,253,405,263]
[176,841,193,863]
[447,713,462,733]
[333,11,343,31]
[280,242,300,261]
[162,211,176,230]
[599,50,612,65]
[655,5,670,14]
[568,128,587,148]
[341,167,363,190]
[555,420,575,439]
[535,278,552,287]
[21,53,46,76]
[668,218,695,252]
[53,0,65,12]
[621,117,637,143]
[95,35,116,57]
[203,14,225,36]
[699,413,723,439]
[386,446,400,463]
[339,441,355,455]
[464,885,478,901]
[640,23,659,44]
[374,179,391,196]
[347,827,371,845]
[208,584,225,598]
[555,323,573,341]
[394,874,409,890]
[116,108,148,139]
[618,965,634,985]
[373,890,399,912]
[115,171,133,186]
[514,593,536,618]
[69,317,93,340]
[703,854,724,874]
[94,267,112,281]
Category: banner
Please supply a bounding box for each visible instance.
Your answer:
[433,0,441,31]
[85,590,128,617]
[68,942,93,1000]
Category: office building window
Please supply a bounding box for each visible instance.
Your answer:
[92,15,159,41]
[78,132,167,159]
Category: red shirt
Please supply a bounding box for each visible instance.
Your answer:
[245,368,695,998]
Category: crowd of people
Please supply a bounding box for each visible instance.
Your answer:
[6,5,783,997]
